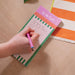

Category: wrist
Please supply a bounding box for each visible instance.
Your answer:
[0,41,14,57]
[6,41,14,55]
[7,40,19,55]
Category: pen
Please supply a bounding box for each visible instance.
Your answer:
[27,33,34,51]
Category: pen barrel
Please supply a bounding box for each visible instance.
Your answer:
[27,33,34,48]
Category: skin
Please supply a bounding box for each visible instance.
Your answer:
[0,27,39,58]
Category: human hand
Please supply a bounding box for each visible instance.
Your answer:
[8,27,39,54]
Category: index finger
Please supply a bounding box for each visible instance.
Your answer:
[20,27,34,35]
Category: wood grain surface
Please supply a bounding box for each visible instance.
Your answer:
[0,0,75,75]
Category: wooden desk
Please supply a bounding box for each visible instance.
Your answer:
[0,0,75,75]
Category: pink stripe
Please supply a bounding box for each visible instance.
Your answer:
[36,6,61,26]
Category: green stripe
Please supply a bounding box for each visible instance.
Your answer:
[37,18,40,20]
[35,16,37,18]
[42,21,44,24]
[22,60,25,64]
[25,29,55,66]
[17,56,20,60]
[47,25,49,27]
[16,15,34,64]
[40,19,42,22]
[50,27,52,29]
[45,23,47,25]
[19,57,23,62]
[13,15,34,64]
[19,15,34,32]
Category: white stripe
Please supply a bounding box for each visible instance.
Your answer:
[23,61,26,65]
[20,58,24,63]
[59,18,75,31]
[54,0,75,12]
[50,36,75,43]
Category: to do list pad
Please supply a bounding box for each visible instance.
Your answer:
[13,6,61,66]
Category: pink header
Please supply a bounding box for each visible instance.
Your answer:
[36,6,61,26]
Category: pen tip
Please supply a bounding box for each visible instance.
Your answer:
[32,48,34,51]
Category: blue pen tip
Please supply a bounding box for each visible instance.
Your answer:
[31,47,34,48]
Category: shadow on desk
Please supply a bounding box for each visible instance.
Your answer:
[1,38,53,75]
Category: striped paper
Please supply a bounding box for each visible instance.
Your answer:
[51,0,75,43]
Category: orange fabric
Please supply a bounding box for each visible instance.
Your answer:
[52,7,75,21]
[52,27,75,41]
[64,0,75,3]
[34,12,56,29]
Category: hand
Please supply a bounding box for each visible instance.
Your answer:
[8,27,39,54]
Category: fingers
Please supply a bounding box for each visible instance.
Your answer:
[20,27,34,35]
[19,27,40,43]
[30,32,40,42]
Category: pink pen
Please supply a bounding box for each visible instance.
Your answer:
[27,33,34,51]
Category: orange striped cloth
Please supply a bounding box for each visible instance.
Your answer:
[51,0,75,43]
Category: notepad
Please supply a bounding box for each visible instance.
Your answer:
[13,6,61,66]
